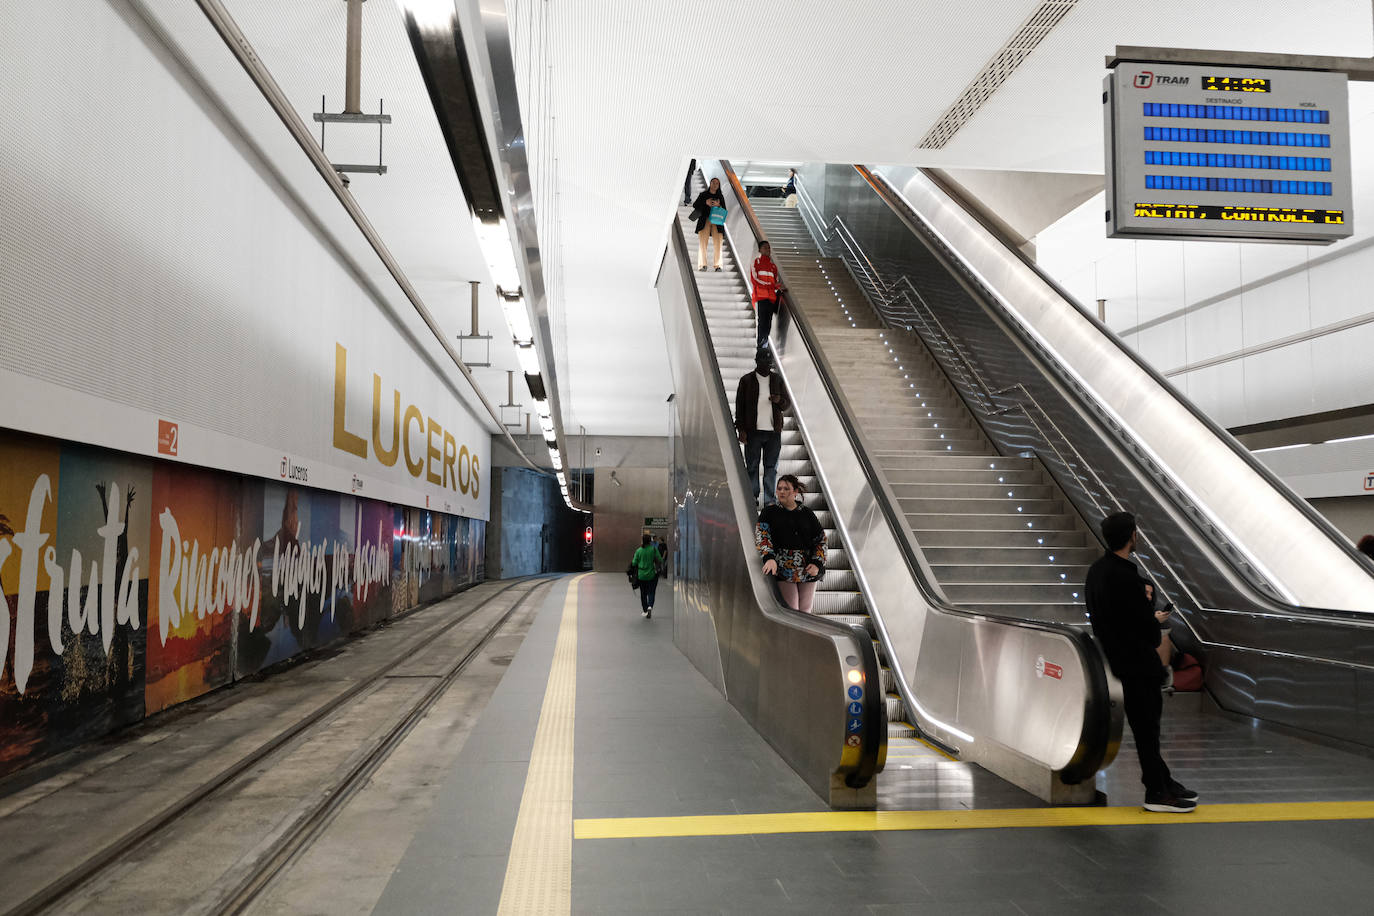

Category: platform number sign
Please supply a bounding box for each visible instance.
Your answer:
[1105,62,1352,243]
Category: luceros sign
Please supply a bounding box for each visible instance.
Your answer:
[331,343,481,498]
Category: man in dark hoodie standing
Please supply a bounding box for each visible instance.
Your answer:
[735,350,790,509]
[1085,511,1198,813]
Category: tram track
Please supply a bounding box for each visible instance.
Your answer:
[6,576,555,916]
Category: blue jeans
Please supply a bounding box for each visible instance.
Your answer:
[744,430,782,506]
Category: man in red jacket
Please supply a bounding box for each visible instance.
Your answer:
[751,241,785,350]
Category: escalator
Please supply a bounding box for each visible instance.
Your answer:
[674,183,918,747]
[752,160,1374,750]
[757,199,1097,622]
[662,166,1120,806]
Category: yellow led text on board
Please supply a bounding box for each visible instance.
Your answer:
[332,343,481,497]
[1134,203,1345,225]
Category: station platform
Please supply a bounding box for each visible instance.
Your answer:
[4,573,1374,915]
[377,573,1374,914]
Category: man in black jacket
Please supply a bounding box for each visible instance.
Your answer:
[1085,511,1198,813]
[735,350,790,508]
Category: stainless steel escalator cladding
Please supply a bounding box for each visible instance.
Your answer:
[807,162,1374,747]
[656,219,884,808]
[705,160,1121,804]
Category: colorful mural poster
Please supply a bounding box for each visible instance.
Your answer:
[146,464,246,715]
[1,438,150,776]
[1,430,480,779]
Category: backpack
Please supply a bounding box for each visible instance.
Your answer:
[1172,653,1203,691]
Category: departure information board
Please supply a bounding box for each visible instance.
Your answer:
[1105,63,1352,243]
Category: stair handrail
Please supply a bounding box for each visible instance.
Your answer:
[665,200,886,791]
[724,161,1119,787]
[792,175,1210,615]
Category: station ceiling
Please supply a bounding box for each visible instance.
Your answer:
[205,0,1373,440]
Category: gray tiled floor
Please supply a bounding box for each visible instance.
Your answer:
[380,573,1374,914]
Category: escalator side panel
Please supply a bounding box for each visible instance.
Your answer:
[656,227,882,808]
[769,295,1110,801]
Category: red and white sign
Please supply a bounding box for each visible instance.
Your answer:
[157,420,179,456]
[1363,472,1374,492]
[845,735,861,747]
[1035,656,1063,680]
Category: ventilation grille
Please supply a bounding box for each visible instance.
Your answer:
[918,0,1080,150]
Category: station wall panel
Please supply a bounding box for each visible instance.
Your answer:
[0,1,490,522]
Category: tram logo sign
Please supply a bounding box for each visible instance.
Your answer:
[1133,71,1153,89]
[1364,471,1374,491]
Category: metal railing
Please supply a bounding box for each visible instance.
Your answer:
[791,173,1203,615]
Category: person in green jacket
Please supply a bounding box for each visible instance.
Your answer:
[631,533,662,618]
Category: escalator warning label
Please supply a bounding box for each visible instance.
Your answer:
[848,686,863,700]
[846,735,861,747]
[848,701,863,716]
[1035,656,1063,680]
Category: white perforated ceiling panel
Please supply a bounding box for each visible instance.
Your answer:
[37,0,1370,439]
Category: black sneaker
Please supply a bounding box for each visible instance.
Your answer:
[1143,791,1196,813]
[1168,779,1198,801]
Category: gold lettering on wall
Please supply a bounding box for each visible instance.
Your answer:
[425,418,444,486]
[403,406,425,477]
[333,343,484,497]
[333,344,368,459]
[372,375,401,467]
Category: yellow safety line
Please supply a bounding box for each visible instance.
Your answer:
[915,737,958,761]
[574,801,1374,840]
[497,574,588,915]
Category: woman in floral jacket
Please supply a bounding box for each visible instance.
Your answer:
[755,474,826,612]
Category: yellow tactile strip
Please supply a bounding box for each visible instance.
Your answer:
[497,574,587,915]
[574,801,1374,840]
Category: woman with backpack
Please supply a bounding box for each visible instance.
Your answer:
[756,474,826,612]
[630,534,663,618]
[691,177,728,271]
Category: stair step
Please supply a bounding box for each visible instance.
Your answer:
[914,528,1092,548]
[897,497,1064,515]
[905,512,1074,531]
[940,582,1085,603]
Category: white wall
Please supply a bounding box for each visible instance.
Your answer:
[0,0,491,518]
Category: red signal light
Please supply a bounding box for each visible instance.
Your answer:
[584,527,593,544]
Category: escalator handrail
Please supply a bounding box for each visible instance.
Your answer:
[791,177,1204,620]
[721,162,1114,783]
[666,215,884,788]
[863,165,1374,623]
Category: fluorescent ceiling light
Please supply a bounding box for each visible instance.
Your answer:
[1252,443,1313,454]
[502,299,533,344]
[403,0,456,31]
[472,217,522,292]
[1322,433,1374,445]
[515,343,541,376]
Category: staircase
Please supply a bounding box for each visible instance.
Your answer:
[677,180,914,739]
[752,197,1096,625]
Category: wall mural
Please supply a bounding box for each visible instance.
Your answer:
[0,431,484,778]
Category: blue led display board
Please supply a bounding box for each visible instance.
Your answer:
[1105,63,1352,243]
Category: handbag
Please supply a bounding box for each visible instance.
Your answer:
[709,205,727,226]
[689,204,705,222]
[626,560,640,590]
